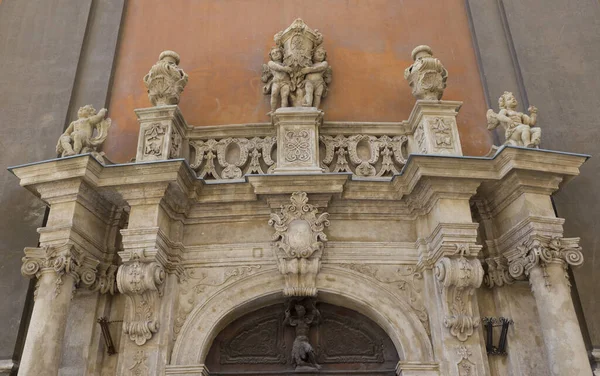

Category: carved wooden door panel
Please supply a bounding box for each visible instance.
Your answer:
[206,303,399,375]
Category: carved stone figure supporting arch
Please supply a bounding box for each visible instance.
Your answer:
[170,267,436,373]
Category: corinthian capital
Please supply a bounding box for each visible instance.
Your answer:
[505,236,583,281]
[116,253,166,345]
[21,243,100,298]
[435,249,484,341]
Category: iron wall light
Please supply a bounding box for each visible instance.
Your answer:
[97,317,122,355]
[482,317,513,355]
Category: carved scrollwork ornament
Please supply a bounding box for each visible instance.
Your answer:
[269,192,330,296]
[483,256,515,288]
[116,254,166,345]
[21,243,101,299]
[435,248,484,341]
[505,236,583,288]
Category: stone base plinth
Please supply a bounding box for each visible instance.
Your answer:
[407,100,463,156]
[135,105,188,162]
[273,107,324,174]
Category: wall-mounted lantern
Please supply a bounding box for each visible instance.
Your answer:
[482,317,513,355]
[97,317,121,355]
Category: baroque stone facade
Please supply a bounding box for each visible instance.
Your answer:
[6,20,595,376]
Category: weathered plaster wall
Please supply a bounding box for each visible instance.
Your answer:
[105,0,492,163]
[467,0,600,354]
[0,0,124,371]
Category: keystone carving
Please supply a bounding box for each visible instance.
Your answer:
[487,91,541,148]
[404,45,448,100]
[21,243,101,298]
[269,192,330,296]
[116,253,166,345]
[262,19,332,113]
[435,245,484,341]
[56,105,111,163]
[505,236,583,287]
[144,50,188,106]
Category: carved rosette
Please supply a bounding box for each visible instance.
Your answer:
[117,254,166,345]
[21,243,102,298]
[404,45,448,100]
[268,192,330,296]
[505,236,583,287]
[143,50,188,107]
[435,246,484,342]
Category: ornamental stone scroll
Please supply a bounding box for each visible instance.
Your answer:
[435,245,484,342]
[116,252,166,346]
[268,192,330,296]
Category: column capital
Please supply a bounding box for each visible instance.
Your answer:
[505,235,583,284]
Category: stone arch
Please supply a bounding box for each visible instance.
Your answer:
[170,266,434,366]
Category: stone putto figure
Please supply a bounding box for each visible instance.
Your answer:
[261,19,332,113]
[56,105,111,163]
[262,47,293,114]
[143,50,188,106]
[284,299,321,371]
[486,91,541,148]
[404,45,448,100]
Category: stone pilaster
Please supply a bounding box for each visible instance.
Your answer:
[115,183,184,375]
[503,235,591,376]
[407,101,463,156]
[135,105,188,162]
[272,107,324,174]
[19,243,100,376]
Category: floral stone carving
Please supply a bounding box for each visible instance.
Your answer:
[262,19,332,113]
[404,45,448,100]
[435,245,484,341]
[487,91,541,148]
[56,105,111,163]
[269,192,330,296]
[505,236,583,287]
[116,253,166,345]
[143,50,188,106]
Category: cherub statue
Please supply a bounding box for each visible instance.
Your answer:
[262,47,293,114]
[284,300,321,370]
[56,105,111,162]
[487,91,541,148]
[299,46,332,108]
[143,50,188,106]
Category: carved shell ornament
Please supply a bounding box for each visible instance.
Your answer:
[269,192,330,259]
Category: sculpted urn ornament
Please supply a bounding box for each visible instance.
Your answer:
[56,105,111,163]
[269,192,330,296]
[144,50,188,106]
[487,91,541,148]
[404,45,448,100]
[262,19,332,113]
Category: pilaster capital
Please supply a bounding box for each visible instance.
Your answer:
[482,256,514,288]
[505,235,583,281]
[434,245,484,342]
[21,243,114,298]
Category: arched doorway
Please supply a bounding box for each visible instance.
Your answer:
[205,300,400,375]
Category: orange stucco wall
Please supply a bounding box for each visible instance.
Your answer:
[106,0,492,162]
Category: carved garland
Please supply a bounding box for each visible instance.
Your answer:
[435,244,483,341]
[116,253,166,346]
[269,192,330,296]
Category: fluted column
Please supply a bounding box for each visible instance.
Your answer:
[505,236,591,376]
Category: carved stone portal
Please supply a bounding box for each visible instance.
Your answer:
[262,19,332,112]
[269,192,330,296]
